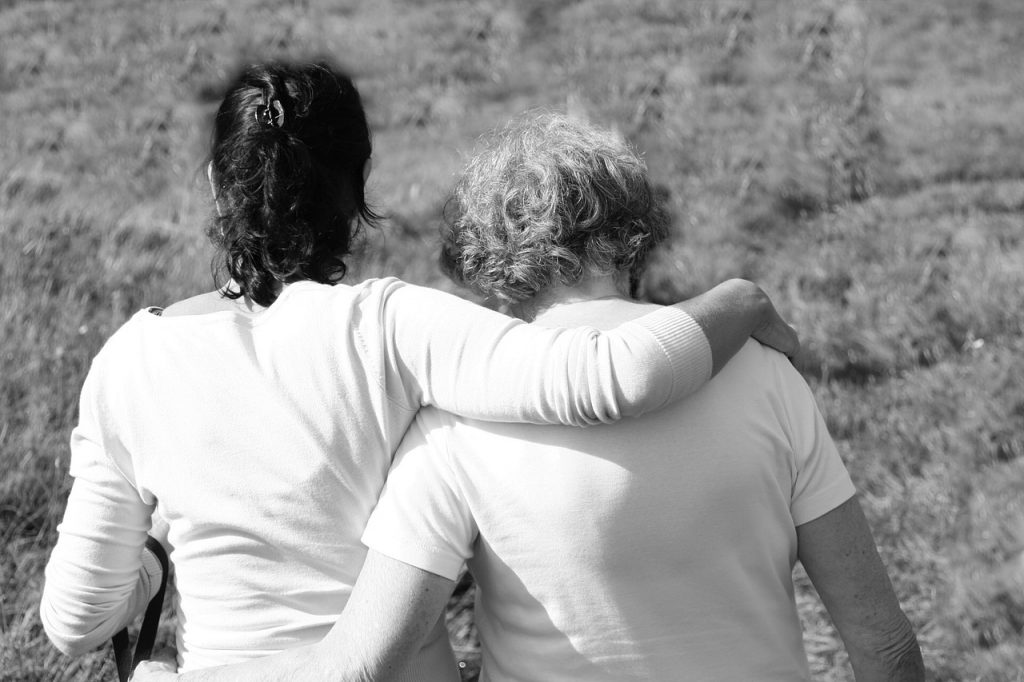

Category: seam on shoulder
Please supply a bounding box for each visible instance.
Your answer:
[352,321,419,413]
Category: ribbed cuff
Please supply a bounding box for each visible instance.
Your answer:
[140,545,165,602]
[633,307,713,404]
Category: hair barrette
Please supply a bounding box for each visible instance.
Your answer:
[255,98,285,129]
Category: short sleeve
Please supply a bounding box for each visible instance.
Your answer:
[362,409,476,582]
[772,358,856,526]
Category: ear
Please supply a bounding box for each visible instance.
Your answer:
[207,162,223,217]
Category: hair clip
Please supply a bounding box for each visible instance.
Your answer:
[255,98,285,129]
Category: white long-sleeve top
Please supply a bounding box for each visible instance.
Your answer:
[40,277,710,670]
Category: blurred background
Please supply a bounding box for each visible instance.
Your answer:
[1,0,1022,679]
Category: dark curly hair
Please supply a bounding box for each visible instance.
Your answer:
[440,112,668,304]
[208,60,379,306]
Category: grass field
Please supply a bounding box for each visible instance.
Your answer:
[2,0,1023,679]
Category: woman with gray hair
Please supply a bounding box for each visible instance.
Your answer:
[135,111,923,681]
[439,111,669,309]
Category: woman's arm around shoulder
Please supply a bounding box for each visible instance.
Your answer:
[374,277,797,426]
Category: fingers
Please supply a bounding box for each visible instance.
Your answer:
[753,317,800,359]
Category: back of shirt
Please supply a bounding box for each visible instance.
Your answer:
[74,280,417,669]
[43,278,714,673]
[364,300,855,681]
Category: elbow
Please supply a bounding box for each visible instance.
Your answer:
[849,614,926,681]
[40,611,106,658]
[46,634,102,659]
[878,626,925,681]
[617,373,669,420]
[40,588,116,658]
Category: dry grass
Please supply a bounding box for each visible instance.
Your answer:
[2,0,1022,679]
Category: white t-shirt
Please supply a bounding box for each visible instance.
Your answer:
[363,300,856,682]
[40,278,711,671]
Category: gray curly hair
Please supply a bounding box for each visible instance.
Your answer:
[440,111,669,303]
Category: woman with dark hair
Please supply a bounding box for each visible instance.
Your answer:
[40,63,796,676]
[205,61,377,306]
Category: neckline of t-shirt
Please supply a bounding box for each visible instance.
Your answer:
[134,280,329,328]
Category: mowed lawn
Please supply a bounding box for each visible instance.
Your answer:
[2,1,1023,680]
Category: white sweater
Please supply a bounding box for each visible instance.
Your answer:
[40,277,710,670]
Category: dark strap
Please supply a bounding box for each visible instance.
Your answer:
[113,536,170,682]
[112,628,132,682]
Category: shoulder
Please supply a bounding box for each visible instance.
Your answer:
[750,341,817,400]
[77,313,154,419]
[359,277,471,310]
[357,277,508,337]
[347,276,405,299]
[90,312,151,365]
[729,342,832,446]
[709,340,820,418]
[162,291,234,317]
[334,276,423,312]
[714,339,789,385]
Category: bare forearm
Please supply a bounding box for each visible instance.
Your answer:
[162,553,453,682]
[176,647,324,682]
[136,645,377,682]
[676,278,798,374]
[798,498,925,682]
[174,645,374,682]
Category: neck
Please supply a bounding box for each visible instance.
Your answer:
[511,273,629,322]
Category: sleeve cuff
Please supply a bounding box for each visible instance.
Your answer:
[139,545,165,603]
[634,307,713,403]
[361,529,466,582]
[791,477,858,527]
